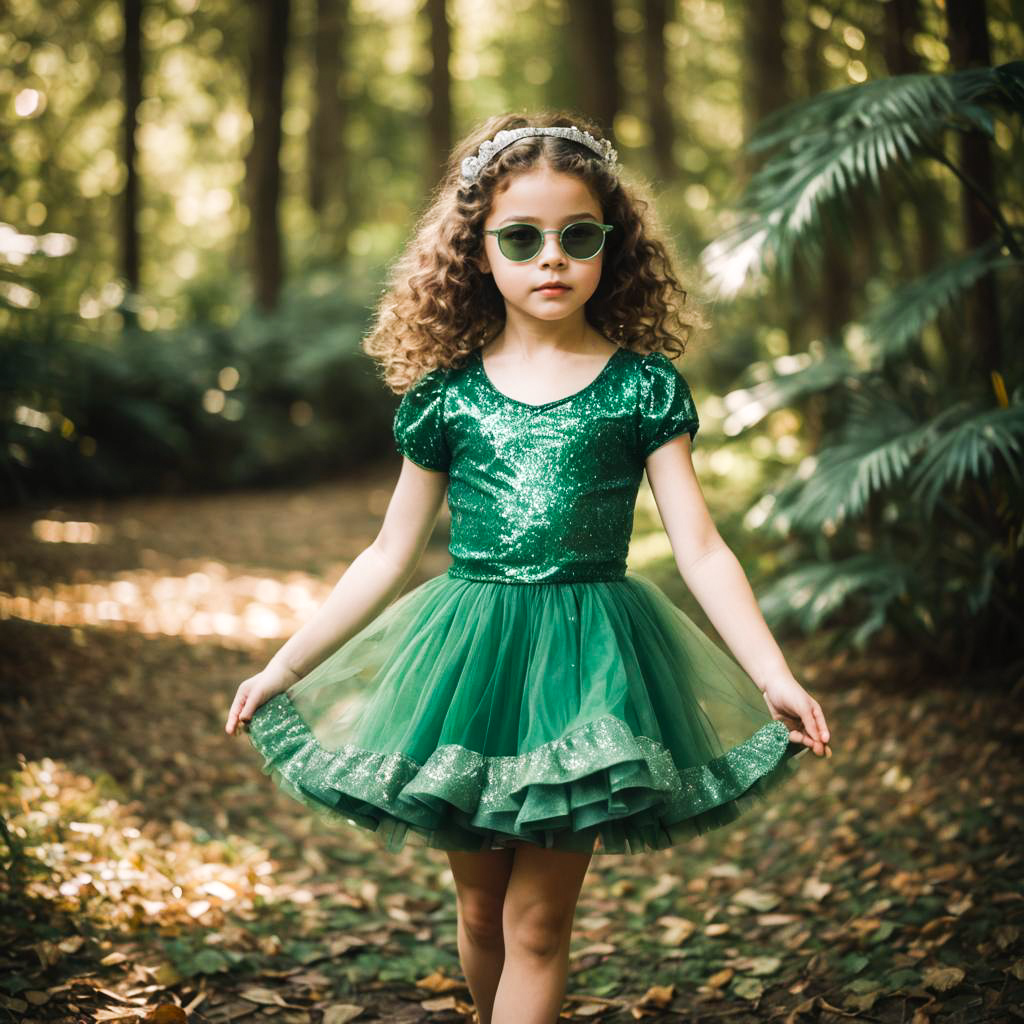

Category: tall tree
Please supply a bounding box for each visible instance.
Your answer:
[881,0,946,289]
[946,0,1001,378]
[738,0,816,361]
[309,0,350,258]
[802,16,854,344]
[882,0,922,75]
[424,0,452,189]
[643,0,673,180]
[121,0,141,296]
[246,0,289,312]
[740,0,787,154]
[566,0,619,138]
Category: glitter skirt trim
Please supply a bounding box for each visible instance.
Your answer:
[245,570,807,854]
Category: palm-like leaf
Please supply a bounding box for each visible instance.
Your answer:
[909,402,1024,514]
[860,239,1021,365]
[758,554,913,648]
[701,61,1024,295]
[766,395,950,531]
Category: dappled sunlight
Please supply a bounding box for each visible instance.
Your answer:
[32,518,106,543]
[1,561,331,648]
[3,757,279,930]
[0,222,76,265]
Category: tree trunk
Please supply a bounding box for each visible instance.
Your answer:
[882,0,921,75]
[643,0,673,180]
[424,0,452,190]
[881,0,948,308]
[121,0,141,297]
[737,0,805,360]
[803,16,854,344]
[566,0,619,139]
[246,0,289,312]
[740,0,787,161]
[946,0,1001,379]
[309,0,349,259]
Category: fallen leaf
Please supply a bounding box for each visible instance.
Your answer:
[801,878,832,902]
[731,888,781,912]
[420,995,458,1011]
[321,1006,364,1024]
[636,984,674,1008]
[239,987,283,1006]
[414,970,464,993]
[146,1007,187,1024]
[921,965,965,991]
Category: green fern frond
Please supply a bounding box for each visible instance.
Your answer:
[746,63,1021,156]
[956,59,1024,113]
[702,62,1023,292]
[763,385,980,531]
[862,239,1021,365]
[767,408,942,531]
[910,402,1024,514]
[758,554,912,646]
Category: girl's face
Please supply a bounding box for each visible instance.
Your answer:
[479,166,605,326]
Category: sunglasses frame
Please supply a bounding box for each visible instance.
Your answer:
[484,220,614,262]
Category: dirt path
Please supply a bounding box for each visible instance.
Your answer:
[1,472,1021,1023]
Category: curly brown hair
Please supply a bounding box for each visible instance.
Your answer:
[362,110,710,393]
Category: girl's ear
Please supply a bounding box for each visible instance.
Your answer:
[476,246,491,275]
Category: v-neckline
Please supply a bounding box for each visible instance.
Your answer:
[475,346,624,411]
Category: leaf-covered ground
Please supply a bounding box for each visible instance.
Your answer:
[1,470,1022,1024]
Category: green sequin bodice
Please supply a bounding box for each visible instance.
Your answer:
[392,346,700,585]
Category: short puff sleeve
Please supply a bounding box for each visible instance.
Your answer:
[393,368,451,472]
[637,352,700,458]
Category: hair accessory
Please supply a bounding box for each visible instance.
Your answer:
[459,125,619,184]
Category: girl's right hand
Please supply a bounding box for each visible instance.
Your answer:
[225,663,300,736]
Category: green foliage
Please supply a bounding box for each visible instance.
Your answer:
[862,240,1019,365]
[706,61,1024,284]
[707,63,1024,674]
[1,278,387,502]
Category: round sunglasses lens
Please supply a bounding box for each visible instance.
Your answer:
[561,222,604,259]
[499,225,542,261]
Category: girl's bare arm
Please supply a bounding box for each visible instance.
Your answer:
[225,458,449,734]
[644,435,831,757]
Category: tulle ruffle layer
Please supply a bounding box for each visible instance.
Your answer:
[246,570,806,854]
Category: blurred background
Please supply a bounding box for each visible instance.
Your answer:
[3,0,1022,673]
[2,3,1024,1020]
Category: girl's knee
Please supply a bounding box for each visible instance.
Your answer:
[504,901,572,960]
[457,890,506,947]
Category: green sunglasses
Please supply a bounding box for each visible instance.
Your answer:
[484,220,614,262]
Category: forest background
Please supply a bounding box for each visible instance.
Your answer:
[2,0,1024,675]
[4,0,1022,671]
[1,3,1023,1021]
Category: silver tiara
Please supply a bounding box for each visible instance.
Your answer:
[459,126,619,184]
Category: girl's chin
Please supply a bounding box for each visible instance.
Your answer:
[503,297,591,320]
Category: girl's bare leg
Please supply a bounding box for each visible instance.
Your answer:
[491,843,594,1024]
[446,847,516,1024]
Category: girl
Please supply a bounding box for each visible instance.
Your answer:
[225,111,831,1024]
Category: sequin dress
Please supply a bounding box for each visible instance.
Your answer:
[246,346,807,854]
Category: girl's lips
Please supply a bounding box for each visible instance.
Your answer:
[535,285,570,293]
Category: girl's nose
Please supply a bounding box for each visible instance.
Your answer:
[539,233,566,268]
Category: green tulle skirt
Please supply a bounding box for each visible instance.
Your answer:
[245,569,807,855]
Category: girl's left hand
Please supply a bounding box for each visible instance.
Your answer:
[761,675,832,758]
